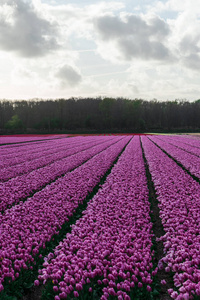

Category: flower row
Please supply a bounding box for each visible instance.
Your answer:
[0,135,63,145]
[0,136,117,182]
[141,136,200,299]
[38,136,154,300]
[0,138,56,156]
[166,135,200,149]
[149,135,200,180]
[155,135,200,157]
[0,137,122,213]
[0,136,82,169]
[0,136,130,292]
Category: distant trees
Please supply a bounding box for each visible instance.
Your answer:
[99,98,115,129]
[0,97,200,133]
[5,114,24,130]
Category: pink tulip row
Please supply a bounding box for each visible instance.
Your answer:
[141,136,200,299]
[0,136,84,169]
[0,136,113,171]
[0,137,123,213]
[149,136,200,179]
[0,136,116,182]
[38,136,154,300]
[186,135,200,140]
[0,137,71,158]
[154,135,200,157]
[0,136,108,158]
[165,135,200,149]
[0,135,64,145]
[0,136,131,292]
[0,138,56,156]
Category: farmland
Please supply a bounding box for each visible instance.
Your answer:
[0,134,200,300]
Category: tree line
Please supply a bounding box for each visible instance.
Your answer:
[0,97,200,133]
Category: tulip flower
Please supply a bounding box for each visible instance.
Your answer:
[142,136,200,298]
[38,137,154,299]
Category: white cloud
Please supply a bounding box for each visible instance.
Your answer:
[151,0,200,15]
[125,62,200,100]
[164,10,200,71]
[94,13,173,63]
[11,65,38,85]
[0,0,59,57]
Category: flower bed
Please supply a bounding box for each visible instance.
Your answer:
[0,136,83,169]
[0,137,122,212]
[0,136,131,294]
[38,136,155,300]
[142,136,200,299]
[0,137,115,182]
[165,135,200,149]
[153,135,200,157]
[149,135,200,180]
[0,135,66,145]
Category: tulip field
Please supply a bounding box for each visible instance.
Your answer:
[0,134,200,300]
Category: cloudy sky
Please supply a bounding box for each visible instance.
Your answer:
[0,0,200,101]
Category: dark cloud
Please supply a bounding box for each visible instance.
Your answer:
[94,14,172,61]
[0,0,59,57]
[118,37,170,61]
[183,53,200,70]
[180,35,200,55]
[179,33,200,70]
[55,65,82,87]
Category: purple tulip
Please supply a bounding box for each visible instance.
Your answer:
[142,135,200,298]
[0,136,122,211]
[0,136,131,293]
[37,137,154,298]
